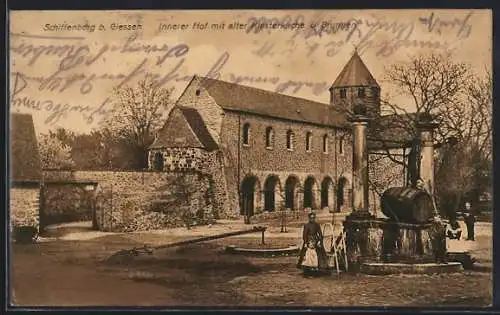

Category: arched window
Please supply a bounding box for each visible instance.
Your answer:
[306,132,312,152]
[154,152,164,171]
[243,123,250,146]
[340,88,347,99]
[323,134,328,153]
[339,136,344,155]
[286,130,294,150]
[265,126,274,149]
[357,87,365,98]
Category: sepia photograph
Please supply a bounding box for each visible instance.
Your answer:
[8,9,493,308]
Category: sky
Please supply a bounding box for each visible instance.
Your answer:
[9,9,492,134]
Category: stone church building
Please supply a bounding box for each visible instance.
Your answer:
[149,51,411,219]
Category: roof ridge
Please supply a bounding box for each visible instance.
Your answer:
[184,75,348,128]
[198,76,335,109]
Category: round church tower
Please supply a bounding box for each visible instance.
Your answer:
[329,50,381,118]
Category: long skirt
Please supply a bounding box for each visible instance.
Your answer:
[297,243,329,274]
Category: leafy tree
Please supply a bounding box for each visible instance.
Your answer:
[71,131,109,170]
[49,128,76,148]
[38,132,75,169]
[101,78,173,170]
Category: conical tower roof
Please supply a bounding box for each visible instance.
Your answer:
[331,50,379,88]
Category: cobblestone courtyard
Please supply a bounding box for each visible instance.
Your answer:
[10,218,492,307]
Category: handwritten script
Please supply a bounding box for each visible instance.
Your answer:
[11,33,333,126]
[250,11,473,59]
[10,10,477,129]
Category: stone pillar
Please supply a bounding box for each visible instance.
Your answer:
[416,120,439,196]
[343,105,379,270]
[350,114,371,217]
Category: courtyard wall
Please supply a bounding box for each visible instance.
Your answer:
[40,170,221,232]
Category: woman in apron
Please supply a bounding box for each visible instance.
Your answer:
[297,212,329,276]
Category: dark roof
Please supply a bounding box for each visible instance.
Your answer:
[197,77,348,128]
[10,113,42,182]
[368,114,416,150]
[149,106,218,151]
[331,51,379,88]
[178,107,219,151]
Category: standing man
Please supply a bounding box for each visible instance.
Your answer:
[464,202,476,241]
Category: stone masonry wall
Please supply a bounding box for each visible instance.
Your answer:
[10,187,40,231]
[37,171,218,232]
[170,75,360,216]
[148,147,235,219]
[219,110,354,215]
[221,111,351,175]
[149,147,206,172]
[331,85,381,118]
[176,76,225,143]
[204,150,237,219]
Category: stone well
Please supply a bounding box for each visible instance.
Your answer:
[342,109,461,274]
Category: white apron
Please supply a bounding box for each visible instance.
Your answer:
[302,243,319,268]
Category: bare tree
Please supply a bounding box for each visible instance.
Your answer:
[376,53,492,216]
[456,70,492,160]
[381,52,471,129]
[376,52,472,162]
[102,78,174,169]
[376,53,493,157]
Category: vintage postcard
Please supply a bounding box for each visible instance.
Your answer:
[8,9,492,307]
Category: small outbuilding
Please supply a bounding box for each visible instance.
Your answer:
[10,113,42,235]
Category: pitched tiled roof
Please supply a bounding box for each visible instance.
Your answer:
[331,51,379,88]
[368,114,416,150]
[197,77,348,128]
[150,106,218,151]
[10,113,42,182]
[178,107,219,151]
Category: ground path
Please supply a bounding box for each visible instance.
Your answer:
[10,213,492,307]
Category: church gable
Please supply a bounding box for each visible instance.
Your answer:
[175,76,224,143]
[150,107,206,150]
